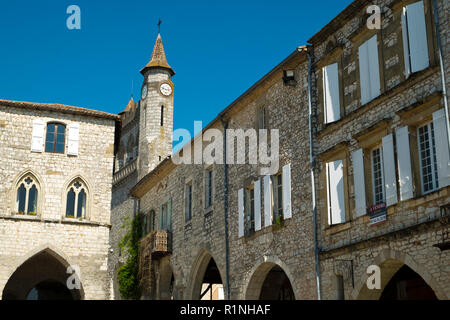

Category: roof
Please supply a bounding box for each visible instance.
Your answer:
[119,97,135,115]
[0,99,120,121]
[140,33,175,76]
[130,45,309,197]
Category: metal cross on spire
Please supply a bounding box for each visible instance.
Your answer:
[158,19,162,34]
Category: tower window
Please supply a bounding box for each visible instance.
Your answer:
[161,106,164,126]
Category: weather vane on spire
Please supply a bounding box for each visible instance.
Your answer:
[158,19,162,34]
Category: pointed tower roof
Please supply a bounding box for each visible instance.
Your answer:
[140,33,175,76]
[119,97,135,115]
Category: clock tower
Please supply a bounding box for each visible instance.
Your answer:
[138,32,175,179]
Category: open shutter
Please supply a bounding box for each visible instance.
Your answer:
[401,7,411,78]
[433,109,450,188]
[31,119,45,152]
[167,198,172,231]
[395,127,414,201]
[254,179,261,231]
[238,188,244,238]
[67,123,80,156]
[326,160,346,225]
[382,134,398,206]
[359,40,371,105]
[282,164,292,219]
[367,35,381,100]
[159,205,163,230]
[263,175,272,227]
[352,149,367,217]
[406,1,429,73]
[323,63,341,123]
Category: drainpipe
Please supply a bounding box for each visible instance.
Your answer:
[432,0,450,157]
[220,117,231,300]
[307,49,322,300]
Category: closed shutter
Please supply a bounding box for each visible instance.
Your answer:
[406,1,429,73]
[31,119,45,152]
[395,127,414,201]
[282,164,292,219]
[352,149,367,217]
[401,7,411,78]
[254,179,261,231]
[382,134,398,206]
[238,188,244,237]
[433,109,450,188]
[263,175,272,227]
[67,123,80,156]
[323,63,341,123]
[358,40,371,105]
[367,35,381,100]
[326,160,346,225]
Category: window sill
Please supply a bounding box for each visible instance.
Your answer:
[8,213,41,221]
[205,205,214,215]
[324,221,352,236]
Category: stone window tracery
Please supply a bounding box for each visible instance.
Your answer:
[16,174,39,215]
[65,179,88,219]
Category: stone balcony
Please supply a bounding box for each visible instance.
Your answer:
[140,229,172,259]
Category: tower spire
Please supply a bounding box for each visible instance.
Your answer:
[140,25,175,76]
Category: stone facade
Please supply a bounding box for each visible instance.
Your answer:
[0,102,117,299]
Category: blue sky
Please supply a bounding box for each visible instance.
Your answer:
[0,0,352,135]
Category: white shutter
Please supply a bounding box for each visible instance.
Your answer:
[433,109,450,188]
[282,164,292,219]
[382,134,398,206]
[263,175,272,227]
[31,119,45,152]
[352,149,367,217]
[323,63,341,123]
[359,40,371,105]
[406,1,429,73]
[401,7,411,78]
[395,126,414,201]
[67,123,80,156]
[326,160,346,225]
[367,35,381,100]
[238,188,244,238]
[254,179,262,231]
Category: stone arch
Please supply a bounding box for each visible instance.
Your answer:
[351,249,447,300]
[61,174,93,220]
[9,169,44,215]
[242,256,298,300]
[186,248,225,300]
[2,245,84,300]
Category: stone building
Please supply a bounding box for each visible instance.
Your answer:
[309,0,449,300]
[0,100,118,299]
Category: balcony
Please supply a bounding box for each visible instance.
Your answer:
[140,229,172,259]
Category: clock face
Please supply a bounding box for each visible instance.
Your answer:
[141,85,148,99]
[160,83,173,96]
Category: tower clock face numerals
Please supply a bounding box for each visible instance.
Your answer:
[141,85,148,99]
[160,83,173,96]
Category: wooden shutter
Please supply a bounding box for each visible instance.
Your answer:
[352,149,367,217]
[238,188,244,237]
[367,35,381,100]
[167,198,172,231]
[326,160,346,225]
[31,119,45,152]
[395,127,414,201]
[406,1,429,73]
[401,7,411,78]
[433,109,450,188]
[323,63,341,123]
[282,164,292,219]
[382,134,398,206]
[263,175,272,227]
[67,123,80,156]
[359,40,371,105]
[254,179,261,231]
[159,205,163,230]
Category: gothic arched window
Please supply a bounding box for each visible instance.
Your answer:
[16,174,40,215]
[65,179,88,219]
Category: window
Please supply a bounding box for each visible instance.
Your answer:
[245,187,255,235]
[45,123,66,153]
[417,122,438,194]
[402,0,429,77]
[16,174,39,215]
[322,63,341,123]
[185,182,193,221]
[205,169,213,209]
[161,106,164,126]
[160,201,172,231]
[371,147,385,205]
[358,35,381,105]
[258,107,266,130]
[271,174,283,222]
[65,179,87,218]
